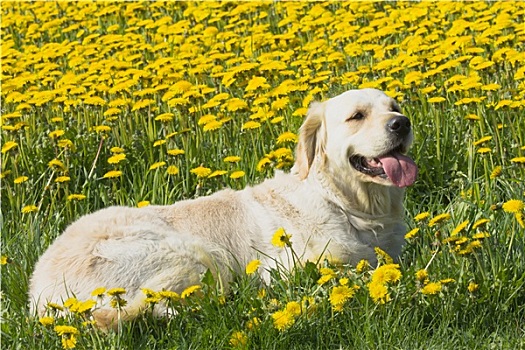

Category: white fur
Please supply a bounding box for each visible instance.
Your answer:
[29,88,413,328]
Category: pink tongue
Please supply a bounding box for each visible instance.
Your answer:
[378,152,418,188]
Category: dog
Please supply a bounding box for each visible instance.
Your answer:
[29,88,417,328]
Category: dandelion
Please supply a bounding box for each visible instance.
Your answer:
[421,282,442,295]
[203,120,223,132]
[510,156,525,164]
[54,325,79,349]
[317,267,337,285]
[502,199,524,213]
[427,97,446,103]
[93,125,111,133]
[2,141,18,154]
[371,264,402,285]
[137,201,150,208]
[473,136,492,146]
[329,285,359,311]
[490,166,502,179]
[55,176,71,183]
[245,259,261,275]
[167,149,185,156]
[468,281,479,293]
[91,287,106,297]
[1,256,9,265]
[229,331,248,347]
[149,161,166,170]
[472,232,490,240]
[167,165,179,175]
[285,301,302,316]
[414,212,431,222]
[153,140,166,147]
[181,285,201,298]
[224,156,241,163]
[21,205,38,213]
[46,302,65,312]
[107,288,126,297]
[271,310,295,331]
[14,176,29,184]
[103,170,122,179]
[230,170,245,179]
[451,220,469,236]
[242,121,261,130]
[208,170,227,178]
[405,227,419,239]
[110,147,125,154]
[374,247,394,264]
[356,259,370,273]
[415,269,428,282]
[516,213,525,228]
[368,281,390,304]
[472,218,490,229]
[158,290,180,302]
[155,113,174,122]
[67,194,86,201]
[277,131,298,144]
[190,166,212,178]
[428,213,451,227]
[477,147,491,154]
[271,227,291,248]
[48,159,66,170]
[49,130,65,138]
[108,153,126,164]
[39,316,55,326]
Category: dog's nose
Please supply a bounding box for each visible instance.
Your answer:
[386,115,411,137]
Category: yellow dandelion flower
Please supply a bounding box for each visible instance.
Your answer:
[246,76,270,92]
[229,331,248,347]
[477,147,491,154]
[427,97,446,103]
[110,146,125,154]
[428,213,451,227]
[256,157,271,172]
[415,269,428,282]
[511,156,525,164]
[181,285,201,298]
[153,140,166,147]
[107,288,126,296]
[223,156,241,163]
[67,194,86,201]
[245,259,261,275]
[472,218,490,229]
[103,170,122,179]
[21,205,38,213]
[167,149,185,156]
[242,121,261,130]
[46,302,64,312]
[271,309,295,331]
[49,130,65,139]
[108,153,126,164]
[93,125,111,133]
[91,287,106,297]
[55,176,70,183]
[515,213,525,228]
[371,264,402,285]
[451,220,469,236]
[339,278,349,286]
[271,227,291,248]
[75,300,96,314]
[39,316,55,327]
[440,278,456,285]
[329,285,358,310]
[368,281,390,304]
[230,170,245,179]
[374,247,394,264]
[203,120,223,132]
[404,227,419,239]
[1,256,9,265]
[421,282,442,295]
[356,259,370,273]
[167,165,179,175]
[48,159,66,170]
[414,212,431,222]
[277,131,298,144]
[473,136,492,146]
[14,176,29,184]
[490,166,502,179]
[208,170,227,178]
[159,290,180,302]
[502,199,524,213]
[464,114,481,121]
[149,161,166,170]
[54,325,79,336]
[190,166,212,178]
[468,281,479,293]
[137,201,150,208]
[1,141,18,153]
[155,113,174,122]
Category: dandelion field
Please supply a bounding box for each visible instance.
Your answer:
[1,1,525,349]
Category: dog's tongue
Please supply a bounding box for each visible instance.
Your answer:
[378,152,418,188]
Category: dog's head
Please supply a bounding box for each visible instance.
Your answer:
[294,88,418,188]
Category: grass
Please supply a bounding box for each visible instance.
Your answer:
[1,1,525,349]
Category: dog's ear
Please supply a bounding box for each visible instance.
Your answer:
[294,101,326,179]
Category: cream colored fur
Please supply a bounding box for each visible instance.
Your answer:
[29,88,413,328]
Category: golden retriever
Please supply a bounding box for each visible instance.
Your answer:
[29,88,417,328]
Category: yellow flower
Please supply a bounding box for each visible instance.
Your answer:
[55,176,71,183]
[473,136,492,146]
[229,331,248,347]
[103,170,122,179]
[276,131,298,144]
[208,170,227,178]
[477,147,491,154]
[241,121,261,130]
[271,309,295,331]
[46,302,64,312]
[271,227,291,248]
[451,220,469,236]
[107,288,126,296]
[285,301,302,316]
[14,176,29,184]
[137,201,150,208]
[329,285,359,311]
[404,227,419,239]
[371,264,402,285]
[91,287,106,297]
[167,149,185,156]
[374,247,393,264]
[414,212,430,222]
[54,325,79,336]
[110,146,125,154]
[245,259,261,275]
[516,213,525,228]
[149,161,166,170]
[230,170,245,179]
[181,285,201,298]
[108,153,126,164]
[1,141,19,154]
[421,282,442,295]
[1,256,9,265]
[48,159,66,170]
[428,213,451,227]
[67,194,86,201]
[356,259,370,273]
[224,156,241,163]
[203,120,223,132]
[155,113,174,122]
[93,125,111,133]
[415,269,428,282]
[468,281,479,293]
[190,166,212,178]
[427,97,446,103]
[167,165,179,175]
[21,205,38,213]
[502,199,524,213]
[246,76,270,91]
[368,281,390,304]
[246,317,261,330]
[39,316,54,327]
[490,166,502,179]
[511,156,525,164]
[49,130,65,139]
[158,290,180,302]
[472,218,490,229]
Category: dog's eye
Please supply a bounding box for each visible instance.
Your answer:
[349,112,365,121]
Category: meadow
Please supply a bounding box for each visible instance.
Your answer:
[1,1,524,349]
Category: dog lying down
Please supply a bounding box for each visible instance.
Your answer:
[29,88,418,328]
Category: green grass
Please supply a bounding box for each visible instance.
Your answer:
[1,1,525,349]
